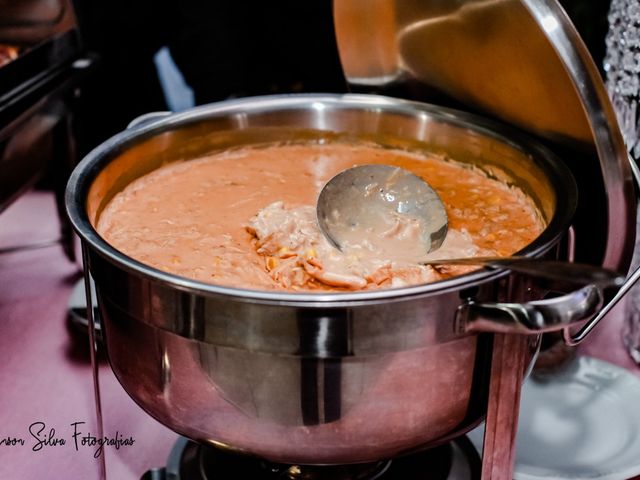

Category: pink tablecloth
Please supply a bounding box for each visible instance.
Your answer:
[0,191,174,479]
[0,191,638,479]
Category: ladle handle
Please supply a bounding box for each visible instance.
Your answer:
[457,285,602,335]
[427,257,623,288]
[563,153,640,346]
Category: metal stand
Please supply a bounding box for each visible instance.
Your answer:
[82,244,107,480]
[481,334,529,479]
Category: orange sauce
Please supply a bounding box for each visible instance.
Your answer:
[97,143,545,291]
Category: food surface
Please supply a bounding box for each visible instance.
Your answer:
[97,142,545,291]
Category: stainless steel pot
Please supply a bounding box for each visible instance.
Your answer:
[66,94,599,465]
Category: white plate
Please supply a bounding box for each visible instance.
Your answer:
[469,356,640,480]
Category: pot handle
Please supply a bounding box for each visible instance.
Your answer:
[563,153,640,346]
[457,284,603,335]
[466,152,640,342]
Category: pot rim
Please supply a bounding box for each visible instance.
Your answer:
[65,93,577,306]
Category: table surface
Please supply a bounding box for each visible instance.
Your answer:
[1,191,639,479]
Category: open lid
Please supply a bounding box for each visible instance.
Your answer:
[333,0,635,272]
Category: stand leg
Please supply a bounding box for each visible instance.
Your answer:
[82,244,107,479]
[481,334,529,480]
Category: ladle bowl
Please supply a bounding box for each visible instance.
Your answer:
[317,164,448,256]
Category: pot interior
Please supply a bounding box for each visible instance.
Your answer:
[67,95,577,301]
[71,95,577,298]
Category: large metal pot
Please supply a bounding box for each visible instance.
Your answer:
[66,94,599,465]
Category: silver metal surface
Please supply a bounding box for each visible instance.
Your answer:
[564,154,640,346]
[67,94,585,464]
[459,285,602,335]
[333,0,635,275]
[126,111,171,130]
[317,164,448,255]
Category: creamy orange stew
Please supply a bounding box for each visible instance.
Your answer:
[97,143,545,291]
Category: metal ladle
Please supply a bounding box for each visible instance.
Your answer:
[317,165,624,288]
[316,164,449,259]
